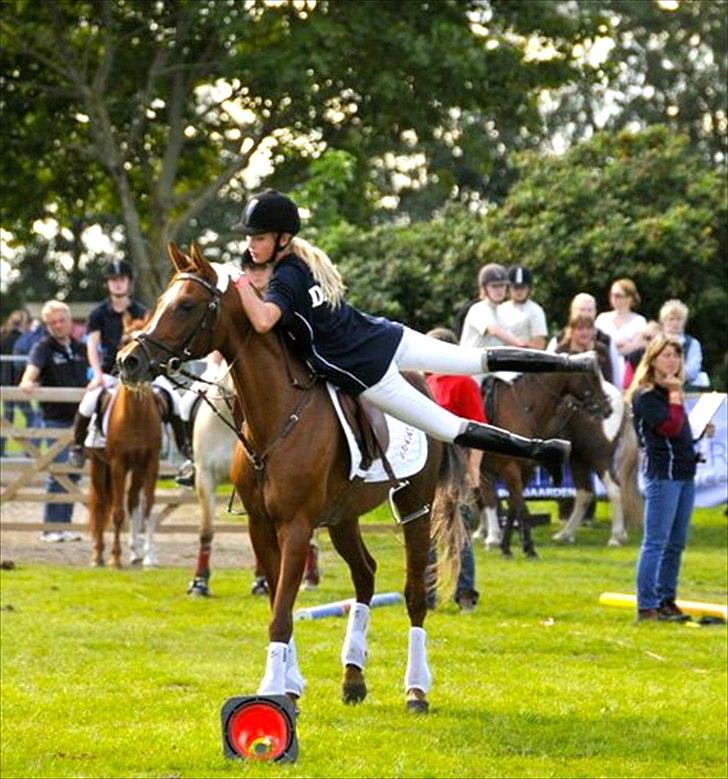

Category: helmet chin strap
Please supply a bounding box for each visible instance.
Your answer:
[267,233,289,263]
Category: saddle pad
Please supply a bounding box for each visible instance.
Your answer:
[326,384,428,483]
[84,384,169,449]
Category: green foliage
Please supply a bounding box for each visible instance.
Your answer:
[0,0,611,302]
[480,125,727,383]
[1,506,726,778]
[325,126,726,384]
[546,0,728,167]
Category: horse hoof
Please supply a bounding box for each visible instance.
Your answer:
[143,555,159,568]
[90,558,104,568]
[129,556,143,566]
[606,537,623,547]
[406,689,429,714]
[109,558,122,569]
[525,550,539,559]
[187,578,210,597]
[552,533,575,544]
[342,682,367,704]
[484,537,502,549]
[500,549,513,559]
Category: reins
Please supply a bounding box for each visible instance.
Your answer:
[134,270,318,475]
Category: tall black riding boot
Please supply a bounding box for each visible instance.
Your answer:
[169,414,195,487]
[454,422,571,486]
[69,412,91,468]
[482,348,598,375]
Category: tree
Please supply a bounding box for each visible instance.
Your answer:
[544,0,728,167]
[1,0,604,303]
[321,126,726,385]
[479,125,727,383]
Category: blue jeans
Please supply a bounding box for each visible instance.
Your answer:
[427,504,479,607]
[636,477,695,610]
[43,418,80,524]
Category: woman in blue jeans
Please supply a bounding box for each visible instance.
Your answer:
[628,333,700,622]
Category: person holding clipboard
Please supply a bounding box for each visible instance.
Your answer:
[626,333,715,623]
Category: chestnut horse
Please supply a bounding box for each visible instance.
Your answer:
[87,315,164,568]
[117,242,464,713]
[477,371,613,558]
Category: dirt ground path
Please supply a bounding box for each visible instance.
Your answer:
[0,500,255,570]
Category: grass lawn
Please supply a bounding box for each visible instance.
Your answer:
[1,503,726,778]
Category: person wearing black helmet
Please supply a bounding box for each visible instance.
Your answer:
[231,190,600,485]
[499,265,548,350]
[86,260,147,387]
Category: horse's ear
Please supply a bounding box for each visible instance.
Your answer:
[167,241,194,273]
[189,240,206,267]
[189,240,217,283]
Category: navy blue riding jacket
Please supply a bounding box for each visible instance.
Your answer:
[263,254,403,395]
[632,385,697,481]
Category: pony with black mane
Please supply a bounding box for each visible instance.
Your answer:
[117,242,465,713]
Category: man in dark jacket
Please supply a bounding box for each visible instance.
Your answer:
[19,300,88,542]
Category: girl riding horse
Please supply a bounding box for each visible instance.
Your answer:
[117,190,598,712]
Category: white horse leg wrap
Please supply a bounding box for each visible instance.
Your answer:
[484,506,501,546]
[404,626,432,694]
[257,641,288,696]
[341,603,370,669]
[285,637,306,697]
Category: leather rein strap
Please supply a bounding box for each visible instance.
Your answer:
[134,271,314,474]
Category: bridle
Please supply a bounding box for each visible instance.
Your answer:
[132,273,223,376]
[131,268,315,475]
[508,373,612,439]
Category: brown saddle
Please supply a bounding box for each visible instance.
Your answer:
[336,390,391,473]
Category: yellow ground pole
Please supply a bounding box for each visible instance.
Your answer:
[599,592,727,620]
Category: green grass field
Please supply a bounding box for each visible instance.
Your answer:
[1,504,726,778]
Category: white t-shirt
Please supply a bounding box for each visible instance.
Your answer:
[498,299,548,344]
[594,310,646,389]
[460,299,506,382]
[460,299,506,349]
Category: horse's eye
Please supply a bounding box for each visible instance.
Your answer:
[176,301,196,313]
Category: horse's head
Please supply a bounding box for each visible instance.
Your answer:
[120,311,152,347]
[561,368,613,420]
[117,242,240,384]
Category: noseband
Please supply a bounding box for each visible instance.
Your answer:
[133,272,222,376]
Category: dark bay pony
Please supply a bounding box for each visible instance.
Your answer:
[117,243,464,713]
[88,314,165,568]
[478,371,613,558]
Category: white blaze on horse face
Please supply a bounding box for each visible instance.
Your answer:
[144,280,186,335]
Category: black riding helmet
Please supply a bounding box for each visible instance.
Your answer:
[104,259,134,280]
[235,190,301,263]
[509,265,533,287]
[236,190,301,236]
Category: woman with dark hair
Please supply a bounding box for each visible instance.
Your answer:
[556,314,612,384]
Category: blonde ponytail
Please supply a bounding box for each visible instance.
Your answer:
[290,237,346,307]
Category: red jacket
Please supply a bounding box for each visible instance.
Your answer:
[425,374,486,423]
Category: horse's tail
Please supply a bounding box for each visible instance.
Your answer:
[88,453,113,532]
[429,442,468,589]
[616,411,643,531]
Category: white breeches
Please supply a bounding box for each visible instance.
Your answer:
[78,375,118,417]
[360,327,483,443]
[78,374,181,418]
